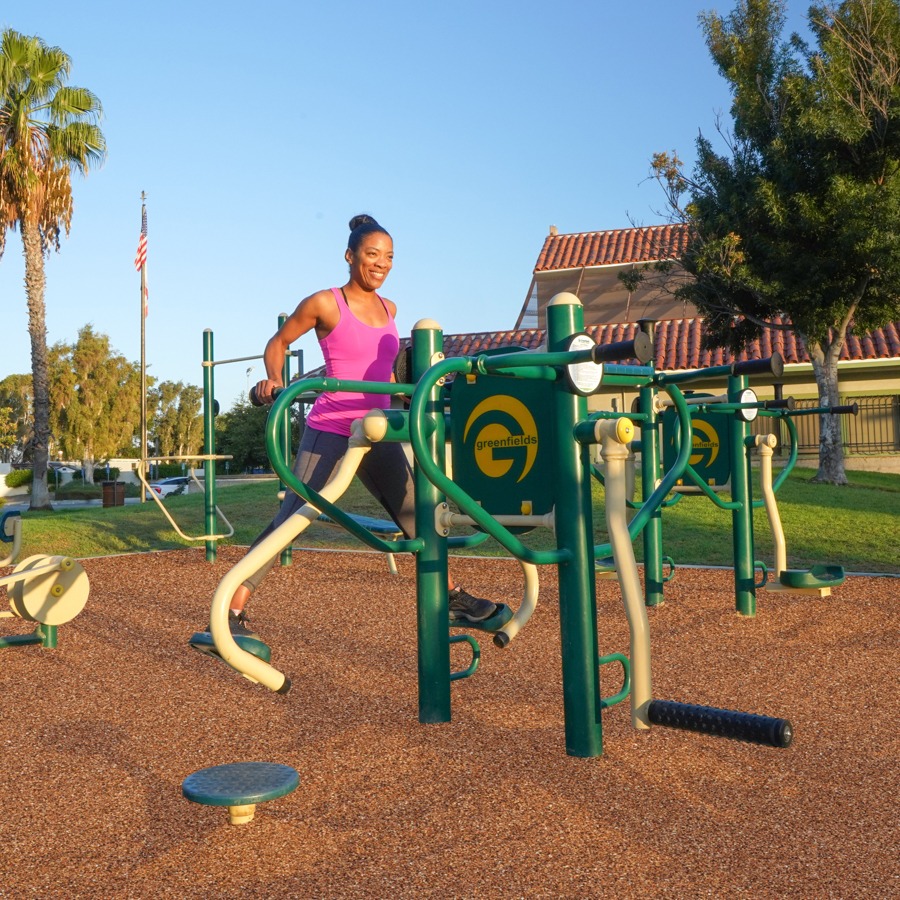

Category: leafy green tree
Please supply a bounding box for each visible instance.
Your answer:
[0,29,106,508]
[151,381,203,459]
[0,373,33,463]
[642,0,900,483]
[48,326,141,482]
[215,397,303,474]
[215,398,272,473]
[0,406,16,457]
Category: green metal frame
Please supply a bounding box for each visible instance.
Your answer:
[201,320,295,562]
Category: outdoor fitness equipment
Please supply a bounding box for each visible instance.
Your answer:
[197,405,514,688]
[644,346,790,616]
[202,292,792,758]
[631,338,854,616]
[135,454,236,547]
[139,318,306,561]
[199,318,303,562]
[594,414,792,749]
[0,511,90,650]
[754,431,846,595]
[0,508,22,567]
[182,761,299,825]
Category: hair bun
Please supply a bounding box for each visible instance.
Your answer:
[349,213,379,231]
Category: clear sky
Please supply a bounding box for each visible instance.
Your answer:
[1,1,814,413]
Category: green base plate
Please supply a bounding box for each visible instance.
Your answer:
[183,761,299,807]
[779,565,845,589]
[449,603,513,633]
[188,631,272,663]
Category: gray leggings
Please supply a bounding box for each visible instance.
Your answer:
[241,426,417,593]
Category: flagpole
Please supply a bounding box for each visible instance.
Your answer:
[139,191,148,503]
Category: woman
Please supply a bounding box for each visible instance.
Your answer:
[218,214,498,643]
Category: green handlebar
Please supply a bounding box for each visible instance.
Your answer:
[408,357,569,566]
[264,378,422,555]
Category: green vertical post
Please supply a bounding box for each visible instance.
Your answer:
[728,372,756,616]
[202,329,217,562]
[547,293,603,758]
[412,319,451,723]
[637,319,664,606]
[278,313,293,569]
[40,624,58,649]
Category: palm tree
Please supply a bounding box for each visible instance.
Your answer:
[0,29,106,508]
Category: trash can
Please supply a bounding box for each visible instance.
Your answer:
[102,481,125,508]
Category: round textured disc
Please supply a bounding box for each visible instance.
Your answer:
[182,762,299,807]
[9,555,90,625]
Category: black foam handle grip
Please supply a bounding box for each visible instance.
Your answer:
[647,699,793,748]
[249,385,283,407]
[592,332,654,365]
[731,351,784,379]
[764,397,796,410]
[829,403,859,416]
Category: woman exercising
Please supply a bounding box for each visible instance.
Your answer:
[216,214,499,644]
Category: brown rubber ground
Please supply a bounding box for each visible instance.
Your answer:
[1,547,896,898]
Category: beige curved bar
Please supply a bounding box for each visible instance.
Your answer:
[435,507,544,646]
[597,417,652,730]
[755,434,786,578]
[209,419,376,691]
[136,460,235,543]
[494,560,539,646]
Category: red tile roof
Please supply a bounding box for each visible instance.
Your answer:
[302,317,899,378]
[535,225,690,272]
[439,316,900,369]
[304,318,900,377]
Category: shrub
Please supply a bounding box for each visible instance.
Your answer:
[155,463,186,479]
[92,467,120,483]
[54,482,102,501]
[4,469,33,488]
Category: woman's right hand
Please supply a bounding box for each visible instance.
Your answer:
[249,378,281,406]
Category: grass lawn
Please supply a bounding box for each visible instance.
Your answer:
[5,466,898,574]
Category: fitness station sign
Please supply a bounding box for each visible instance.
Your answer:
[450,370,555,519]
[662,394,733,489]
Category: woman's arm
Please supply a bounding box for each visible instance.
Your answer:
[254,290,336,403]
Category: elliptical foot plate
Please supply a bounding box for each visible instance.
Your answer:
[189,631,272,664]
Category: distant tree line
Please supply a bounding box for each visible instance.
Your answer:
[0,324,291,479]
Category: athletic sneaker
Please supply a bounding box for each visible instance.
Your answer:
[448,586,498,623]
[193,610,259,641]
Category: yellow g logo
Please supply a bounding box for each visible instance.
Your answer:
[463,396,538,482]
[690,419,720,468]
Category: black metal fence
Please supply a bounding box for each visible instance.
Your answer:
[752,395,900,454]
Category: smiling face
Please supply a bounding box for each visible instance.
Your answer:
[346,231,394,292]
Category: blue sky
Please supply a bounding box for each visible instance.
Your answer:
[1,1,813,412]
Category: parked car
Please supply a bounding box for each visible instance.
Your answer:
[146,476,191,499]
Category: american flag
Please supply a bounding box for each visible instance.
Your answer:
[135,205,148,316]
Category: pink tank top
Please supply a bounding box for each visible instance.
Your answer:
[306,287,400,436]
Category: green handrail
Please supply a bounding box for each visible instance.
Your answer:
[599,652,631,709]
[265,378,423,556]
[449,634,480,681]
[408,356,571,565]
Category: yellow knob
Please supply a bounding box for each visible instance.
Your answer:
[615,417,635,444]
